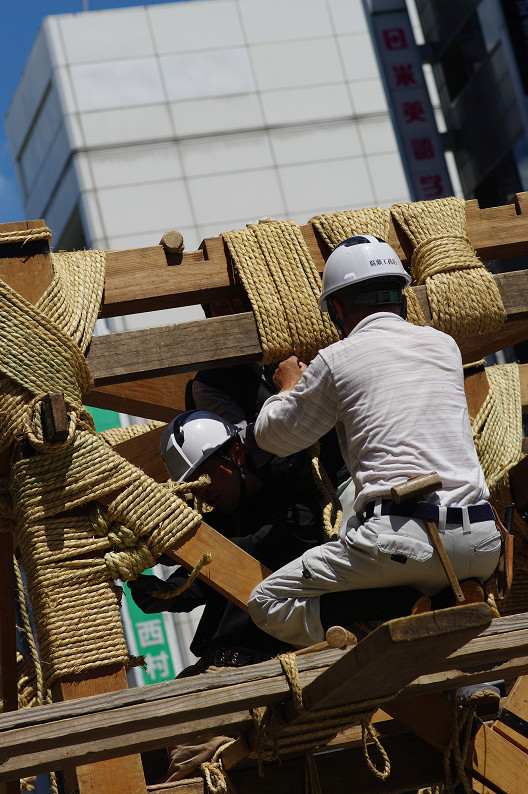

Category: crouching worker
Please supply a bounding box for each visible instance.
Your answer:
[248,235,501,650]
[128,409,327,782]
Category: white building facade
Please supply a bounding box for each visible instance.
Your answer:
[7,0,412,269]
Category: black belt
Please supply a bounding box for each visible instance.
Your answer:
[362,499,494,525]
[206,647,273,668]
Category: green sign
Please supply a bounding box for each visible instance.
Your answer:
[122,571,177,685]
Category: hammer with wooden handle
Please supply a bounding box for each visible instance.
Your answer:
[391,472,465,604]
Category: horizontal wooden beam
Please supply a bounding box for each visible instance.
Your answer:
[8,606,528,782]
[85,270,528,387]
[98,195,528,319]
[86,312,261,386]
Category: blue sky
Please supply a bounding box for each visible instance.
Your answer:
[0,0,183,224]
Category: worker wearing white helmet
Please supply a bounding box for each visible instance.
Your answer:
[248,235,501,648]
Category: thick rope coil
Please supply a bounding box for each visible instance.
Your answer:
[0,244,208,686]
[309,206,391,248]
[223,220,338,364]
[391,197,506,340]
[471,363,524,510]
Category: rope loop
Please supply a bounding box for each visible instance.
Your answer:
[23,394,78,454]
[411,234,478,283]
[0,225,52,246]
[105,540,157,581]
[361,719,391,781]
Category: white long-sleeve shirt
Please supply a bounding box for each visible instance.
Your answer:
[254,312,489,512]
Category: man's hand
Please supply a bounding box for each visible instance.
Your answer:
[128,573,180,613]
[273,356,308,393]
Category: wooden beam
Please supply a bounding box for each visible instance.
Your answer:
[0,220,147,794]
[86,312,261,386]
[97,194,528,319]
[100,428,272,610]
[297,604,491,713]
[493,675,528,754]
[3,609,528,783]
[85,372,194,421]
[84,270,528,387]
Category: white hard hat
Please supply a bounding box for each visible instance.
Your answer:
[160,410,240,482]
[319,235,411,311]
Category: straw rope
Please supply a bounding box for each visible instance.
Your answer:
[309,205,425,327]
[469,363,528,614]
[309,207,391,247]
[391,197,506,340]
[0,225,52,246]
[223,220,338,364]
[245,652,391,791]
[308,443,342,538]
[0,245,204,687]
[471,364,524,510]
[99,420,165,447]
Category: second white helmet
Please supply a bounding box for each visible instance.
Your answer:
[160,410,240,482]
[319,235,411,311]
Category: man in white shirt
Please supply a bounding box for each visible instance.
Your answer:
[248,235,501,648]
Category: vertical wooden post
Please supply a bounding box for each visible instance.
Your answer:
[0,221,147,794]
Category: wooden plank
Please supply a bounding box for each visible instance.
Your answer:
[298,604,492,713]
[84,359,527,426]
[86,312,261,386]
[85,372,194,422]
[84,272,528,388]
[0,219,54,305]
[110,426,168,483]
[51,667,146,794]
[4,610,528,783]
[385,694,528,794]
[163,522,271,611]
[100,427,272,610]
[493,675,528,754]
[97,195,528,318]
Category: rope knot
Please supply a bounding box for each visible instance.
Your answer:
[105,541,157,581]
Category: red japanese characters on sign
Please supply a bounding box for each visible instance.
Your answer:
[419,174,445,197]
[411,138,435,160]
[393,64,417,87]
[383,27,408,50]
[370,6,452,200]
[402,100,427,124]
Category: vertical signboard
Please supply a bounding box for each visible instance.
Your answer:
[365,0,453,201]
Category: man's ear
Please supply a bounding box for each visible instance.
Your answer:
[228,441,246,467]
[332,296,347,323]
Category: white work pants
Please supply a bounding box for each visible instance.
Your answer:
[248,504,501,647]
